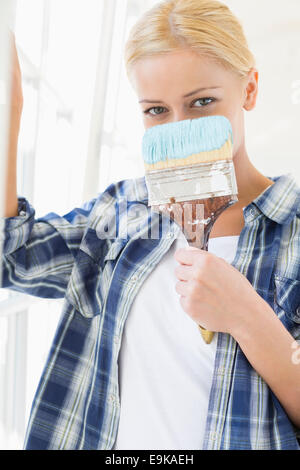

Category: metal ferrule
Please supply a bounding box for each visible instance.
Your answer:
[145,160,238,206]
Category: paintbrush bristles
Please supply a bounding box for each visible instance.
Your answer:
[142,115,233,169]
[144,136,232,171]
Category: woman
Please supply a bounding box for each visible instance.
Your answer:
[3,0,300,450]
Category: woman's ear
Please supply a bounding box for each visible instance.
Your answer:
[243,68,259,111]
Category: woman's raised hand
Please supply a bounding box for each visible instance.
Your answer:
[5,32,23,218]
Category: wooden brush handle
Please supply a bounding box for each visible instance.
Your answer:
[152,194,237,344]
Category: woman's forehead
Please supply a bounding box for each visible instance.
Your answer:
[130,51,236,97]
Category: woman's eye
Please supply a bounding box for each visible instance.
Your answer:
[193,97,215,107]
[144,106,166,116]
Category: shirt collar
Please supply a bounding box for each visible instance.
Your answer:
[251,173,300,225]
[133,173,300,225]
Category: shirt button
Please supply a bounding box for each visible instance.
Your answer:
[166,232,173,239]
[131,275,138,283]
[210,431,218,441]
[296,307,300,315]
[250,208,256,217]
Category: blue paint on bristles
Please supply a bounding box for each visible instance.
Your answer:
[142,115,233,165]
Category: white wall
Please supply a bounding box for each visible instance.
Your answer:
[223,0,300,182]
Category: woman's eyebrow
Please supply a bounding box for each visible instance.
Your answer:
[139,86,222,104]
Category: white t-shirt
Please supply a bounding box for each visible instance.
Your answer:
[113,232,239,450]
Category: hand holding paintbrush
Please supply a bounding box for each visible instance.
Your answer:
[142,116,238,344]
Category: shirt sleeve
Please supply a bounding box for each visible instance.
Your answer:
[0,195,97,299]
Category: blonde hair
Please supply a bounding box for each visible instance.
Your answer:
[124,0,256,80]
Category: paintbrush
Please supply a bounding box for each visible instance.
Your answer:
[142,115,238,344]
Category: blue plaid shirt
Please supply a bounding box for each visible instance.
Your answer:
[1,173,300,450]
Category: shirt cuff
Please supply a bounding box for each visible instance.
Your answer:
[2,197,36,255]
